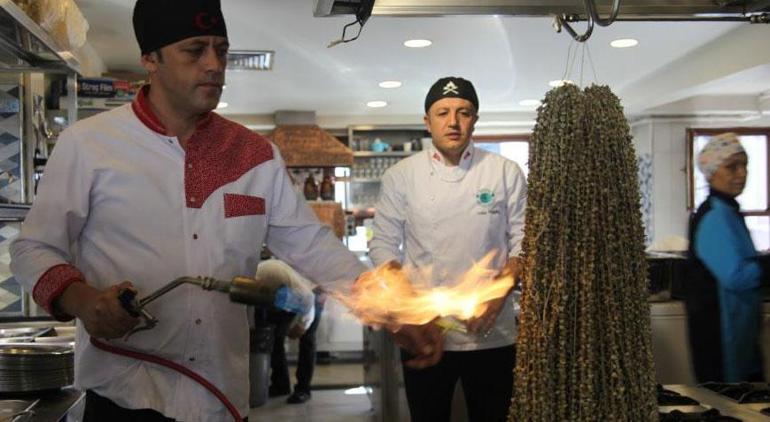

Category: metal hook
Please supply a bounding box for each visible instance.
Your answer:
[556,4,594,42]
[555,0,621,42]
[588,0,621,27]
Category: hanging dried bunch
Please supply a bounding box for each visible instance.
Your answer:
[509,84,656,421]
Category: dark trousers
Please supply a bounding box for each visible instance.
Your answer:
[83,390,250,421]
[269,295,325,393]
[401,345,516,422]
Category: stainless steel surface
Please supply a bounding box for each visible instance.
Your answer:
[0,204,30,222]
[665,384,770,421]
[0,0,80,73]
[0,344,73,393]
[315,0,770,18]
[0,387,84,422]
[363,326,409,422]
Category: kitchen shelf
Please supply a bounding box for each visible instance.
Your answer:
[0,0,80,74]
[0,203,31,222]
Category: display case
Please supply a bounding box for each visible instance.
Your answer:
[345,125,429,216]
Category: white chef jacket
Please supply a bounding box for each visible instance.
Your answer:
[369,143,527,351]
[10,88,366,421]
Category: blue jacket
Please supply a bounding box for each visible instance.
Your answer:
[690,190,763,382]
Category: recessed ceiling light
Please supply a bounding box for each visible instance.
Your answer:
[549,79,573,87]
[367,101,388,108]
[379,80,402,89]
[217,102,228,109]
[610,38,639,48]
[519,99,541,107]
[404,39,432,48]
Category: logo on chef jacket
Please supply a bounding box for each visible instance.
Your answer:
[476,188,496,212]
[443,81,459,95]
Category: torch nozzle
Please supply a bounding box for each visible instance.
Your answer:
[136,276,285,309]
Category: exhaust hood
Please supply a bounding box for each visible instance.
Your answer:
[0,0,80,73]
[270,111,353,168]
[314,0,770,20]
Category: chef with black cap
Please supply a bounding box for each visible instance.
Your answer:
[370,77,527,422]
[8,1,386,420]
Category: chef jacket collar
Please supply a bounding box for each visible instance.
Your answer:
[131,85,214,137]
[427,141,474,182]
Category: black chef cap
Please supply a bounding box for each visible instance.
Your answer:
[133,0,228,55]
[424,77,479,113]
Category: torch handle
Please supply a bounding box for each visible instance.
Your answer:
[118,289,141,318]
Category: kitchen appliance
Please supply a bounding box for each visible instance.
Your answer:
[91,275,299,422]
[647,252,687,300]
[0,344,73,393]
[118,275,303,338]
[659,384,770,421]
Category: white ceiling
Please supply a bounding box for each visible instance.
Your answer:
[75,0,770,123]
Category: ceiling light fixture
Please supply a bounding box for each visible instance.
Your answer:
[519,99,541,107]
[217,102,229,109]
[367,101,388,108]
[549,79,573,87]
[404,39,432,48]
[379,80,402,89]
[610,38,639,48]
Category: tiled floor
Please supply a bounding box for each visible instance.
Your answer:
[248,389,373,421]
[312,363,364,387]
[248,363,371,421]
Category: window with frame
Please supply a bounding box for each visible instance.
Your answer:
[474,135,530,178]
[687,128,770,250]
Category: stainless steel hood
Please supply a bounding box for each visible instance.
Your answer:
[0,0,80,73]
[314,0,770,20]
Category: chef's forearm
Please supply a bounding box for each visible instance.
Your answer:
[53,280,95,319]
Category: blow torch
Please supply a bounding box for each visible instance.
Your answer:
[92,275,311,421]
[117,275,310,338]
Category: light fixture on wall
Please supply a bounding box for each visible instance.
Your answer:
[367,100,388,108]
[217,102,229,109]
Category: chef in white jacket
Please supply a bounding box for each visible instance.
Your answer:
[369,76,527,422]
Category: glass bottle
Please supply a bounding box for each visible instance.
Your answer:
[320,168,335,201]
[303,172,319,200]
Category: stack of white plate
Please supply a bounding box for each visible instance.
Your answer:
[0,344,74,393]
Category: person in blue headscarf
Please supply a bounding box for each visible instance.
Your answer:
[686,132,767,383]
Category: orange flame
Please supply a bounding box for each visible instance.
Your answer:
[334,251,514,329]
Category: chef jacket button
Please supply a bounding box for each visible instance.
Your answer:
[167,139,173,144]
[195,318,202,325]
[193,234,198,240]
[187,163,193,169]
[190,197,196,203]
